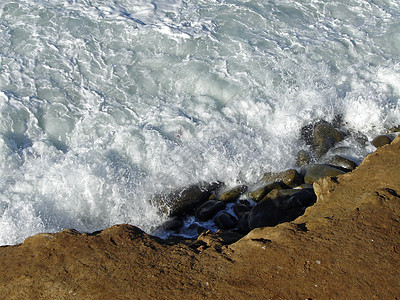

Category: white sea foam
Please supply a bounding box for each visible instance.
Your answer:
[0,0,399,245]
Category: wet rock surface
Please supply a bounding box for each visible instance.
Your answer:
[214,212,237,230]
[151,181,223,217]
[247,182,287,202]
[156,167,315,237]
[371,134,392,148]
[248,188,315,229]
[261,169,303,188]
[217,185,248,203]
[324,155,358,170]
[161,218,183,231]
[300,120,345,159]
[233,200,251,218]
[195,200,226,221]
[152,123,396,240]
[304,164,347,184]
[312,121,344,158]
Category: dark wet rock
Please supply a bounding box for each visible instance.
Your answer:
[371,135,392,148]
[248,188,315,230]
[300,120,345,159]
[280,169,304,188]
[279,207,306,223]
[248,182,287,202]
[296,150,311,167]
[325,155,358,170]
[304,164,346,184]
[218,185,248,203]
[261,188,300,202]
[233,201,251,218]
[214,212,237,230]
[313,122,344,158]
[196,200,226,221]
[276,189,316,209]
[261,169,304,188]
[261,188,316,208]
[298,188,317,206]
[248,199,282,229]
[329,146,354,156]
[162,218,183,231]
[271,194,301,211]
[237,212,250,234]
[151,181,224,217]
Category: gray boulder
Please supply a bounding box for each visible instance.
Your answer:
[313,122,344,158]
[247,182,287,202]
[237,212,250,234]
[325,155,358,171]
[261,169,304,188]
[214,212,237,230]
[247,199,282,229]
[218,185,248,203]
[371,135,392,148]
[233,200,252,218]
[161,218,183,231]
[151,181,223,217]
[304,164,346,184]
[248,189,315,230]
[195,200,226,221]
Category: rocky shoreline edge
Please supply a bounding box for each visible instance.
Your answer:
[1,128,400,298]
[151,120,398,240]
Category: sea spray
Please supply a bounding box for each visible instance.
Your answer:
[0,0,399,245]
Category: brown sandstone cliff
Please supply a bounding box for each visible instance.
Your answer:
[1,135,400,299]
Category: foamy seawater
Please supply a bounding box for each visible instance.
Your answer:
[0,0,399,245]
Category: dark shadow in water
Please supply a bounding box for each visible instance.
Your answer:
[48,137,69,153]
[104,150,146,184]
[3,132,33,154]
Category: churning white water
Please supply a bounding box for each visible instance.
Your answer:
[0,0,399,245]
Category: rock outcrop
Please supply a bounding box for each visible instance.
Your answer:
[1,135,400,299]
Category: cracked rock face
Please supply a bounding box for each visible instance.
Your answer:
[1,135,400,299]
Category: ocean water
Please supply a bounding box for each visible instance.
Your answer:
[0,0,399,245]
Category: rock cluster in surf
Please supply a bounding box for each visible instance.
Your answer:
[153,119,396,239]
